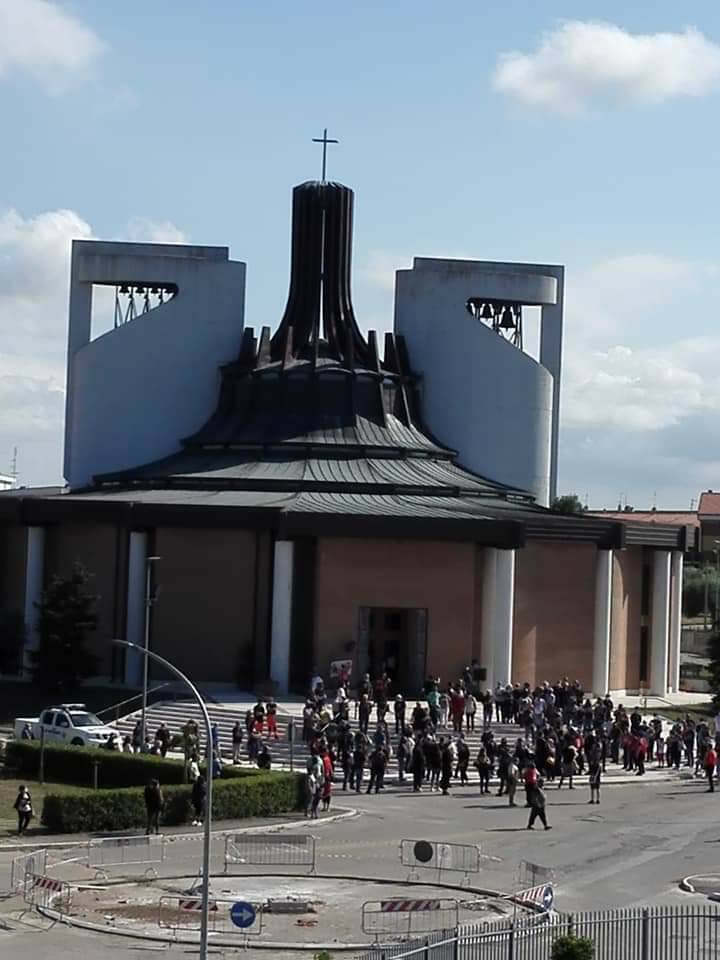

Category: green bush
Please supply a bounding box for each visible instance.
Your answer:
[551,935,595,960]
[6,740,189,787]
[5,740,250,788]
[41,770,304,833]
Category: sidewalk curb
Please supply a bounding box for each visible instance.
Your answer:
[0,806,358,854]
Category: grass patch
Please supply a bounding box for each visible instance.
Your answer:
[0,774,78,836]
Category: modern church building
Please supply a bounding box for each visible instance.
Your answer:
[0,179,690,697]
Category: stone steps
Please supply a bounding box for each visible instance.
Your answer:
[115,700,521,771]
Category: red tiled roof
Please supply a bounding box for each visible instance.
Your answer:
[589,510,700,528]
[699,492,720,516]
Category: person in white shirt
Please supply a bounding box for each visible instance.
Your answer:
[464,694,477,731]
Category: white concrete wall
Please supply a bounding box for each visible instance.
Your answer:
[64,240,246,488]
[394,258,561,504]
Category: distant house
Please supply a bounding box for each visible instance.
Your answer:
[589,508,699,558]
[698,491,720,557]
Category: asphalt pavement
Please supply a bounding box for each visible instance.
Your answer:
[1,772,720,957]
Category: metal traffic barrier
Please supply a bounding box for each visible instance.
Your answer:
[512,883,555,913]
[400,839,480,884]
[24,872,73,913]
[9,847,48,895]
[362,898,459,937]
[88,834,165,877]
[517,859,554,889]
[224,833,316,873]
[158,895,263,938]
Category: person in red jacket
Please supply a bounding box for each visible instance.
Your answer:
[450,686,466,733]
[704,744,717,793]
[523,760,538,808]
[321,750,334,811]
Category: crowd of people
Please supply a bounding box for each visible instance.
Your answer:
[298,668,720,826]
[22,667,714,835]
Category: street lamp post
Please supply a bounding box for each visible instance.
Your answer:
[140,556,161,747]
[714,544,720,631]
[112,638,213,960]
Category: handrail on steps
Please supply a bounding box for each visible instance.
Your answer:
[98,682,221,723]
[97,682,173,723]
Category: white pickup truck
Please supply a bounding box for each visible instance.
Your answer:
[14,703,117,747]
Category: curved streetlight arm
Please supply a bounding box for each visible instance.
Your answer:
[112,638,213,960]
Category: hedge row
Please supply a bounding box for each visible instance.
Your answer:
[41,771,304,833]
[5,740,248,788]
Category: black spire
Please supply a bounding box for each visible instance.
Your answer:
[269,181,371,366]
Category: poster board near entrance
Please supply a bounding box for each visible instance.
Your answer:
[330,659,353,679]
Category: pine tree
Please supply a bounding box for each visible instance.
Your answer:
[550,494,586,515]
[32,563,99,690]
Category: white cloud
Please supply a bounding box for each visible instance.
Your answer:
[559,252,720,506]
[124,217,188,245]
[0,0,103,91]
[0,208,88,481]
[0,208,188,485]
[492,21,720,113]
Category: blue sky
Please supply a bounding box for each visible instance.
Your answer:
[3,0,720,507]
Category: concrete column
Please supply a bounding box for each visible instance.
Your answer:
[668,551,684,694]
[650,550,671,696]
[481,548,497,688]
[63,249,93,483]
[22,526,45,675]
[125,531,148,687]
[494,549,516,686]
[270,540,294,695]
[592,549,613,697]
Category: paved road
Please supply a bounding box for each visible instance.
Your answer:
[1,774,719,957]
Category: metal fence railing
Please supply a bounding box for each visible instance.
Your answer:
[400,840,481,884]
[224,833,316,873]
[88,835,165,877]
[362,899,459,938]
[356,906,720,960]
[8,848,48,895]
[23,872,73,913]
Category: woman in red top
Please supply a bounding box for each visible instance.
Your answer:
[523,761,538,807]
[321,751,334,811]
[704,745,717,793]
[450,687,466,733]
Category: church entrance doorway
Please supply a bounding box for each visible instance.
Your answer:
[357,606,427,696]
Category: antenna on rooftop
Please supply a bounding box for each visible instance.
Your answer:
[10,447,17,487]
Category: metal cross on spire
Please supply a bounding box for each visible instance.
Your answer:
[312,128,339,182]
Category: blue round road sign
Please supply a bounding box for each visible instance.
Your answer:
[230,901,256,929]
[542,885,554,911]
